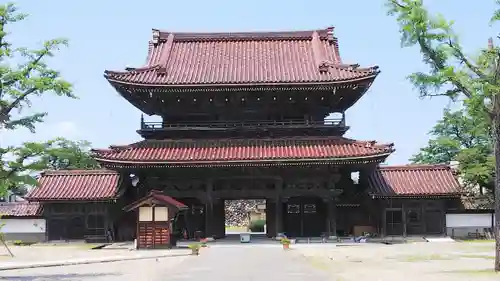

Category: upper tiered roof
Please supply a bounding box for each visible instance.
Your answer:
[104,27,379,88]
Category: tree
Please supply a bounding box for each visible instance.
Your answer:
[0,3,75,195]
[0,138,100,196]
[411,108,494,195]
[386,0,500,271]
[42,138,99,170]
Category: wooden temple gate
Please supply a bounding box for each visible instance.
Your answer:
[89,27,460,241]
[130,166,375,239]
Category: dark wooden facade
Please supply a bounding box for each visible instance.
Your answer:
[43,202,112,241]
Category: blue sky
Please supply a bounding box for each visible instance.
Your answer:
[0,0,496,165]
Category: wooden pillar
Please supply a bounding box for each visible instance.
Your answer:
[275,178,283,236]
[265,200,276,238]
[215,199,226,239]
[324,197,337,238]
[382,204,387,237]
[402,202,407,237]
[275,197,283,235]
[205,180,214,238]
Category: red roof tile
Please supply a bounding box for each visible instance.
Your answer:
[0,202,43,217]
[368,164,463,197]
[26,170,121,201]
[92,137,394,166]
[104,27,379,86]
[123,190,188,211]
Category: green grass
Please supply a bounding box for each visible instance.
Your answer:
[460,254,495,260]
[443,269,500,276]
[225,226,248,232]
[458,239,495,243]
[396,254,454,262]
[30,242,101,249]
[304,256,331,270]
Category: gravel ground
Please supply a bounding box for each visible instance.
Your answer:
[0,256,189,281]
[1,241,499,281]
[296,241,500,281]
[0,244,186,264]
[0,245,331,281]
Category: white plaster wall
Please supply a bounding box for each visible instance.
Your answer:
[1,218,46,233]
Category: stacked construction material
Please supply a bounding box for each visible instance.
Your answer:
[224,199,265,226]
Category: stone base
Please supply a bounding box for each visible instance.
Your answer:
[2,233,46,243]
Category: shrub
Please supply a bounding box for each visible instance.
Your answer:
[249,219,266,232]
[12,240,34,246]
[280,238,291,244]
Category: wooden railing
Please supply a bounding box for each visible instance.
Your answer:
[140,118,345,130]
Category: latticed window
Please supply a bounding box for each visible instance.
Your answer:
[408,210,420,223]
[386,210,403,236]
[191,205,204,215]
[287,204,300,214]
[303,204,316,214]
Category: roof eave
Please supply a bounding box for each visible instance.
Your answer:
[369,192,464,199]
[25,197,118,203]
[103,73,378,89]
[93,153,393,168]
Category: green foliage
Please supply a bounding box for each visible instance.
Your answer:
[411,109,494,194]
[386,0,500,270]
[0,3,95,197]
[42,138,99,170]
[280,237,291,245]
[0,138,99,195]
[386,0,500,104]
[0,215,4,242]
[248,219,266,232]
[188,243,201,250]
[12,240,34,246]
[387,0,500,188]
[0,3,74,133]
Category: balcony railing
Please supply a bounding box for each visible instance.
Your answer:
[140,118,345,130]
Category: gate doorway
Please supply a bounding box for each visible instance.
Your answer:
[224,199,266,234]
[175,198,205,239]
[283,197,326,237]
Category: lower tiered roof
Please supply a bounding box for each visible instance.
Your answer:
[91,137,395,168]
[24,165,462,202]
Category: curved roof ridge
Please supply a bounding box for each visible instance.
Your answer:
[379,163,451,170]
[104,65,160,76]
[320,62,380,74]
[41,169,118,176]
[98,137,393,146]
[154,27,335,42]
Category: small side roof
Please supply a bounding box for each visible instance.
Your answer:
[26,169,121,202]
[123,190,188,212]
[368,164,463,198]
[0,202,43,217]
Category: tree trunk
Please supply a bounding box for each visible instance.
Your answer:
[494,114,500,272]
